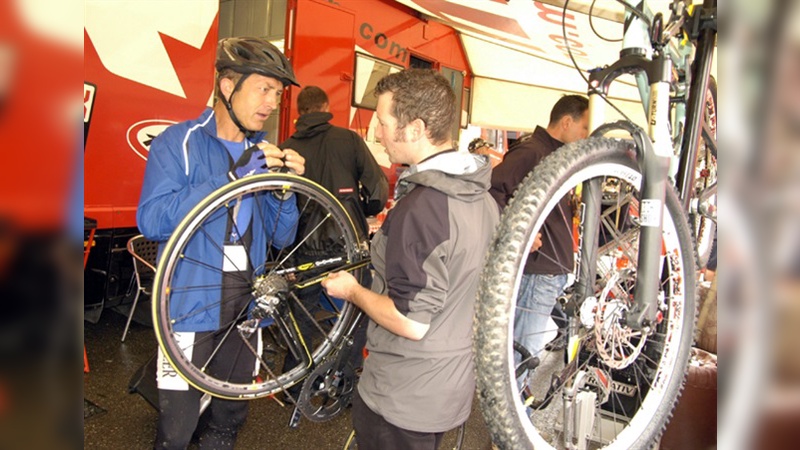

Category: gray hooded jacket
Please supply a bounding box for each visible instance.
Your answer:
[358,150,500,432]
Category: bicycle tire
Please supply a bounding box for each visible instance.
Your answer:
[693,75,717,268]
[152,173,365,399]
[474,137,697,449]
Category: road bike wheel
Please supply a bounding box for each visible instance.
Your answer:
[693,75,717,268]
[475,137,696,449]
[152,173,366,399]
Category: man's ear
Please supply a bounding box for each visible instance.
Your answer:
[562,114,573,130]
[219,77,234,102]
[409,118,425,142]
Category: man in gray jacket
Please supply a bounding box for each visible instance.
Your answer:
[322,69,499,450]
[278,85,388,426]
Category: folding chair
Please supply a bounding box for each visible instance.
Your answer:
[122,234,158,342]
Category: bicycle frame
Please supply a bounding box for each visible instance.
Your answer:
[578,0,716,329]
[674,1,717,213]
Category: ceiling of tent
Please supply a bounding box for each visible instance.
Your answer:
[395,0,712,96]
[394,0,716,130]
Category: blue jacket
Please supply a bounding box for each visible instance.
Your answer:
[137,108,299,332]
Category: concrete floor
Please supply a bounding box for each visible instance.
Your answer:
[83,309,494,450]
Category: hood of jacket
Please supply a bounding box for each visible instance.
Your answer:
[290,111,334,139]
[394,150,493,203]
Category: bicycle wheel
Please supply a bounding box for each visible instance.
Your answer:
[152,173,367,399]
[475,137,696,449]
[693,75,717,268]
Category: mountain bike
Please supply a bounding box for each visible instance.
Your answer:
[474,0,716,448]
[151,172,371,421]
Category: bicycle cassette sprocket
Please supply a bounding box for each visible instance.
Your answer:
[297,358,356,422]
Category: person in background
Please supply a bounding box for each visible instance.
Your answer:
[322,69,499,450]
[137,37,306,450]
[489,95,589,368]
[277,85,388,426]
[467,137,502,168]
[467,137,493,155]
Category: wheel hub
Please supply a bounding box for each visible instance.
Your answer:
[252,273,289,316]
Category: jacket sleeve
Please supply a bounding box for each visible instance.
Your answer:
[489,149,540,210]
[136,131,230,242]
[352,132,389,216]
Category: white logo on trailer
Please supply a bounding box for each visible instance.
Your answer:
[127,119,176,161]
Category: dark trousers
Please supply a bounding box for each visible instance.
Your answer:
[154,329,256,450]
[352,390,445,450]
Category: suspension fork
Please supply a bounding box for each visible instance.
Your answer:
[631,76,673,329]
[581,51,673,330]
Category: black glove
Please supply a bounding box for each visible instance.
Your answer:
[228,145,267,180]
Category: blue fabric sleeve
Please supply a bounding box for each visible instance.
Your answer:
[136,132,230,242]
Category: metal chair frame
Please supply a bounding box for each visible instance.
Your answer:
[122,234,158,342]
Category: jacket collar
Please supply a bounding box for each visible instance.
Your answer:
[199,107,268,143]
[291,111,333,139]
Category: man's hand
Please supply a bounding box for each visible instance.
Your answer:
[279,148,305,176]
[530,232,543,253]
[260,143,305,175]
[228,144,267,180]
[321,270,358,302]
[228,143,306,181]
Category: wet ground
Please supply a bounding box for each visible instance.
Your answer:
[83,308,494,450]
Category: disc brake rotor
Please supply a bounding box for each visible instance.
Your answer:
[297,358,356,422]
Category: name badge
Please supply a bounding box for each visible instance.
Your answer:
[223,245,248,272]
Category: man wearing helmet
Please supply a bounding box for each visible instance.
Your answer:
[137,37,305,450]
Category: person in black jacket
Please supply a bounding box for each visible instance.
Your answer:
[278,86,388,427]
[280,86,388,238]
[490,95,588,373]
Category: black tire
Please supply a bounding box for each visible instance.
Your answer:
[152,173,366,399]
[693,75,717,268]
[474,137,697,449]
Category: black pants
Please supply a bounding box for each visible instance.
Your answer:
[154,329,257,450]
[352,390,445,450]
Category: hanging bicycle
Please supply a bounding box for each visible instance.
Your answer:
[474,0,716,448]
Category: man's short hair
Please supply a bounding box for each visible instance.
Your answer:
[549,95,589,126]
[374,69,457,146]
[297,86,329,115]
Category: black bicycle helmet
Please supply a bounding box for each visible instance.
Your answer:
[216,37,299,87]
[215,38,299,138]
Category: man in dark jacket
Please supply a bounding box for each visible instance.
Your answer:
[280,86,388,239]
[278,86,388,426]
[489,95,588,371]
